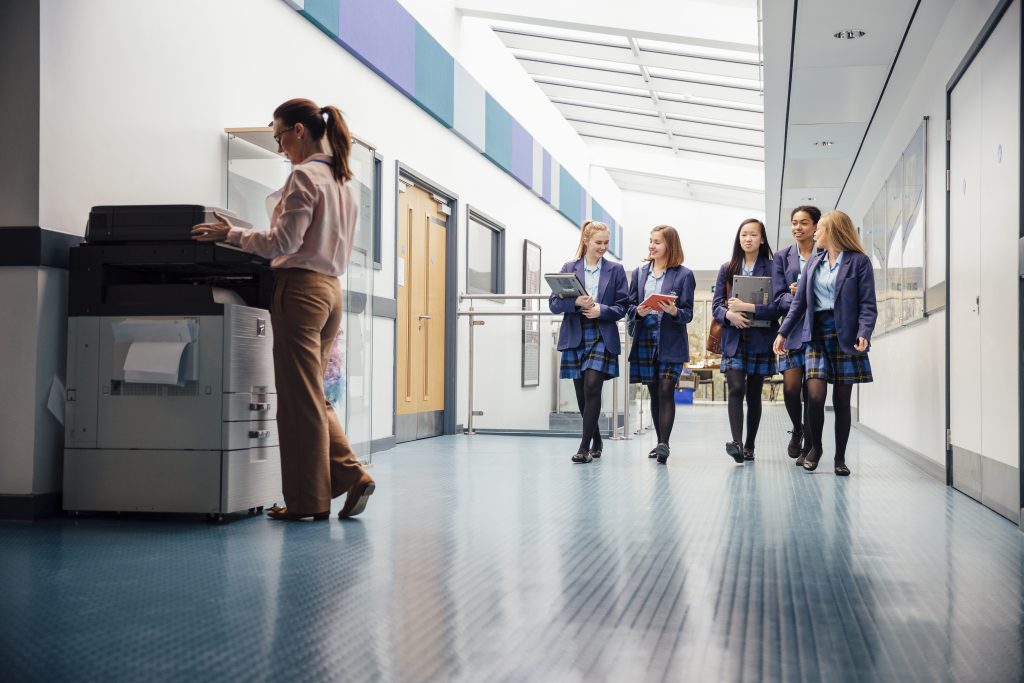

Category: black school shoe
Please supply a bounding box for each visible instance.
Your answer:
[648,447,659,459]
[786,428,804,458]
[590,449,602,459]
[743,447,755,461]
[572,451,593,464]
[655,443,670,464]
[725,441,744,464]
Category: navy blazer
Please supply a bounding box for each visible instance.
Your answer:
[548,257,628,354]
[626,262,696,363]
[712,256,779,356]
[779,250,878,355]
[771,245,814,350]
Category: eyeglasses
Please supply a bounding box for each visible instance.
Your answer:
[273,126,295,145]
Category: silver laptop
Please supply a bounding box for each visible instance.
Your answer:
[732,275,773,327]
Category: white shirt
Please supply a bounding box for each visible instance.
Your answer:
[228,153,358,277]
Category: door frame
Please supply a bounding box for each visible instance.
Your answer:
[944,0,1023,524]
[394,162,459,437]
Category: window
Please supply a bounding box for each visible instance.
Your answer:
[466,210,505,295]
[372,152,383,269]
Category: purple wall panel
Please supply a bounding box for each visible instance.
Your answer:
[509,119,533,189]
[337,0,415,97]
[542,149,552,203]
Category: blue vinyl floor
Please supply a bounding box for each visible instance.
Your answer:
[2,405,1024,682]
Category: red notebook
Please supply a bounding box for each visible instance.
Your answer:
[640,293,677,309]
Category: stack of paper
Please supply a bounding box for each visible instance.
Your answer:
[112,319,198,385]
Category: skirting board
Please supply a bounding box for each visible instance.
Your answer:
[852,420,945,482]
[0,492,62,520]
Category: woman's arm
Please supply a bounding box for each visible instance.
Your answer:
[856,255,877,344]
[712,265,729,324]
[772,252,794,314]
[229,168,316,258]
[599,265,629,321]
[779,261,811,337]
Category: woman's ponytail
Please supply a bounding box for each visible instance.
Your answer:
[321,105,352,182]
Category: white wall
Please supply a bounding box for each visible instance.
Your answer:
[36,0,624,439]
[620,191,767,271]
[838,0,1004,468]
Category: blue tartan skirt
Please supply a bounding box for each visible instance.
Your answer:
[720,336,777,377]
[804,312,873,384]
[560,319,619,379]
[776,344,807,373]
[629,315,683,384]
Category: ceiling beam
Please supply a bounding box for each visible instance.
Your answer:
[455,0,759,54]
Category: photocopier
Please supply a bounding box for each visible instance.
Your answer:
[63,205,282,518]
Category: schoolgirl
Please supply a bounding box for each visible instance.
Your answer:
[626,225,696,464]
[774,211,877,476]
[771,205,820,465]
[548,221,629,463]
[713,218,778,464]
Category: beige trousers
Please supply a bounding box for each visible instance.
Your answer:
[271,269,368,514]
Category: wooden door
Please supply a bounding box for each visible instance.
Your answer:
[397,181,448,441]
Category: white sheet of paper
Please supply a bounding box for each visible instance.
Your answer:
[123,341,189,385]
[397,257,405,286]
[47,375,66,425]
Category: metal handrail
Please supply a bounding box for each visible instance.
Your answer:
[458,293,632,438]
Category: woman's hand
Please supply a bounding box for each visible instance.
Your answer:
[789,282,798,295]
[727,297,754,313]
[658,300,678,317]
[191,210,234,242]
[854,337,869,352]
[636,304,653,317]
[773,334,787,355]
[582,304,601,319]
[575,295,594,309]
[726,310,750,329]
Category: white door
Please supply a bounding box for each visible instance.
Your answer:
[949,55,983,471]
[949,0,1020,515]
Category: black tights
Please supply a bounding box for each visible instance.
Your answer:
[806,379,853,464]
[726,370,765,449]
[573,369,606,453]
[782,367,809,439]
[646,378,677,446]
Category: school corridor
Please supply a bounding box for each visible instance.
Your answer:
[3,405,1022,681]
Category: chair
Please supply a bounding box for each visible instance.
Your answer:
[764,374,784,402]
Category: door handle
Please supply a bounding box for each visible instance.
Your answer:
[418,315,432,320]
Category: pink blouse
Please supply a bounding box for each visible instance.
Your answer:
[227,152,358,277]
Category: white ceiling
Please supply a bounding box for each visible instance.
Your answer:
[764,0,921,245]
[456,0,766,209]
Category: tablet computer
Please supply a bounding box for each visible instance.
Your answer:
[732,275,772,328]
[545,272,587,298]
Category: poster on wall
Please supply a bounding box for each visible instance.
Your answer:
[859,118,928,336]
[901,121,927,322]
[522,240,542,387]
[884,160,904,331]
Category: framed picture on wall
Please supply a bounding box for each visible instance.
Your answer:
[522,240,542,387]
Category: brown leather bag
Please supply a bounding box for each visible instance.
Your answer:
[706,319,723,355]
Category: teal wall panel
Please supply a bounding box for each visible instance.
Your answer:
[413,25,454,128]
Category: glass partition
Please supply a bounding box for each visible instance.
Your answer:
[226,129,377,461]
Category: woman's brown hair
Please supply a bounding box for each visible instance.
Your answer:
[817,211,865,254]
[272,98,352,182]
[575,220,610,259]
[646,225,684,268]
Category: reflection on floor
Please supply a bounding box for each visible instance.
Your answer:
[2,405,1023,681]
